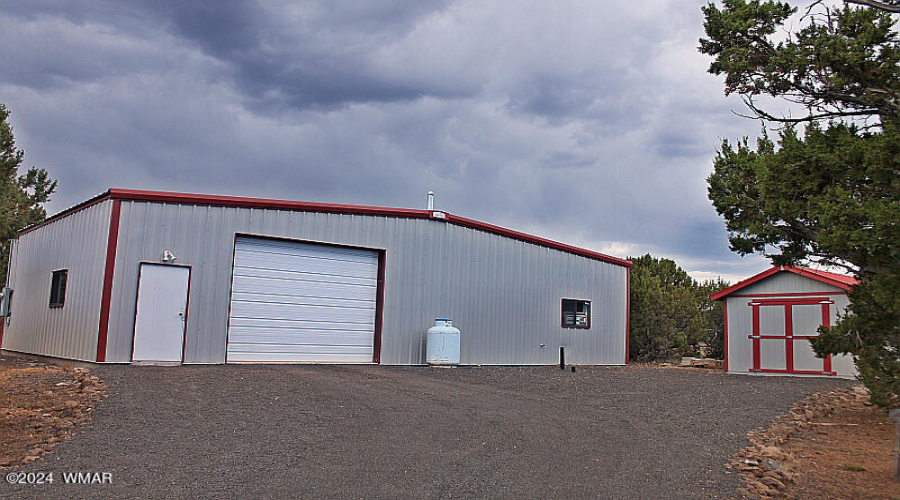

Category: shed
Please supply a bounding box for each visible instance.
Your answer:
[0,189,632,365]
[710,266,857,378]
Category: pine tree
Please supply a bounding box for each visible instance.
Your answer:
[0,103,57,286]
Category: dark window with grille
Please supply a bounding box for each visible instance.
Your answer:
[49,270,68,307]
[561,299,590,329]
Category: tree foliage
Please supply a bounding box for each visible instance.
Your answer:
[628,254,728,362]
[0,103,56,287]
[701,0,900,124]
[701,1,900,408]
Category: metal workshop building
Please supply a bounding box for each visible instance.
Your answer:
[0,189,631,365]
[710,266,857,378]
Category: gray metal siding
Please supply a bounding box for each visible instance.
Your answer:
[725,276,856,378]
[1,200,113,361]
[105,201,628,365]
[735,272,842,296]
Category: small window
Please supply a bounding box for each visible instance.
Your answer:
[49,270,68,307]
[1,288,12,318]
[561,299,590,329]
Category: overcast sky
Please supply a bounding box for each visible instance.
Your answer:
[0,0,773,282]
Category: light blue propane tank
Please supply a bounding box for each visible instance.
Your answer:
[426,318,460,365]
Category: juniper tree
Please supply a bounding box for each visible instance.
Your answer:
[701,1,900,407]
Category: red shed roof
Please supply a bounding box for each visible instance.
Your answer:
[22,188,633,268]
[710,266,857,301]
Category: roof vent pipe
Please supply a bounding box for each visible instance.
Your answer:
[427,191,434,210]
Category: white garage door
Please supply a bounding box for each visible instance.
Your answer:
[226,237,379,363]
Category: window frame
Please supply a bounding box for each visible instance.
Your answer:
[49,269,68,308]
[561,298,591,329]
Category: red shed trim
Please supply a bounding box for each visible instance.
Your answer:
[21,189,633,268]
[710,266,856,302]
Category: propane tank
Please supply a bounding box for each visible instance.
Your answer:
[426,318,460,365]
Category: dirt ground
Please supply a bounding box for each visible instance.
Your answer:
[786,396,900,499]
[0,355,106,469]
[731,385,900,499]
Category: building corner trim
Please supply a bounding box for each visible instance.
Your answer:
[625,267,631,365]
[96,199,122,362]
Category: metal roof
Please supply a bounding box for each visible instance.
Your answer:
[710,266,857,301]
[21,188,633,268]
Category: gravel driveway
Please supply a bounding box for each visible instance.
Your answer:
[2,364,850,499]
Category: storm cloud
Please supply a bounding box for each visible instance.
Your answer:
[0,0,770,282]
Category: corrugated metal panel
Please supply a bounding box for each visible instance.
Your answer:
[726,296,754,373]
[226,237,378,362]
[1,200,113,361]
[827,294,856,376]
[103,201,628,365]
[726,276,857,378]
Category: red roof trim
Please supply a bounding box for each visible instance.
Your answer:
[442,213,633,267]
[710,266,856,301]
[18,190,112,235]
[22,189,633,268]
[108,188,430,218]
[796,267,858,287]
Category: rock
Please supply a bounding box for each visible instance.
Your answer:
[760,446,788,461]
[762,477,786,491]
[761,458,783,471]
[63,400,79,409]
[749,483,775,497]
[773,470,793,483]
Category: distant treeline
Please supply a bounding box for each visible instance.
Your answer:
[628,254,728,362]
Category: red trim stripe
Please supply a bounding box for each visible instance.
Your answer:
[441,213,633,268]
[750,297,833,306]
[752,368,836,376]
[96,199,122,362]
[710,266,855,301]
[18,191,111,236]
[725,291,846,298]
[751,304,761,372]
[22,189,631,268]
[822,302,832,373]
[722,301,728,372]
[784,304,793,373]
[373,251,386,364]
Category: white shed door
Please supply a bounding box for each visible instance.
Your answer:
[226,237,379,363]
[132,264,190,363]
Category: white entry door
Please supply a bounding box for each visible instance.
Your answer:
[132,264,190,363]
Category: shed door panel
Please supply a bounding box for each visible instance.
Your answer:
[226,237,378,363]
[792,304,826,372]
